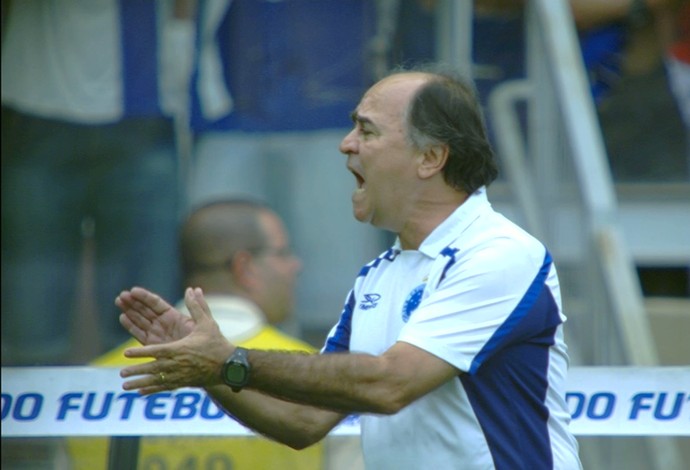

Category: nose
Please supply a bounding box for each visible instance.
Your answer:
[339,128,358,156]
[291,254,303,274]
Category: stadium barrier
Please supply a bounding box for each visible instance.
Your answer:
[2,366,689,437]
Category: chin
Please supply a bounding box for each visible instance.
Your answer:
[352,206,374,225]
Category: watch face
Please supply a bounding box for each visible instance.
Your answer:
[225,363,248,384]
[222,348,250,391]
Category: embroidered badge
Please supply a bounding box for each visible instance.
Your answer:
[402,284,425,322]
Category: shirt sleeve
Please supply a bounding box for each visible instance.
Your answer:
[321,290,356,353]
[398,237,561,374]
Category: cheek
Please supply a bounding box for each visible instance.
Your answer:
[374,161,412,194]
[274,263,296,284]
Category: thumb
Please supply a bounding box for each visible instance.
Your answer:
[184,287,213,324]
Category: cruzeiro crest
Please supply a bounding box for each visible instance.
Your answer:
[402,283,425,323]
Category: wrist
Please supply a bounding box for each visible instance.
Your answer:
[220,347,251,392]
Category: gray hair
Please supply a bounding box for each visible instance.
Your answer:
[395,64,498,193]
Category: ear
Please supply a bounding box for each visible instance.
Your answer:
[417,144,449,180]
[230,250,256,288]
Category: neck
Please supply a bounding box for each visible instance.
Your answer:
[183,274,241,296]
[397,190,468,250]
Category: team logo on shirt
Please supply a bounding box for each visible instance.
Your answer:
[359,293,381,310]
[402,284,425,322]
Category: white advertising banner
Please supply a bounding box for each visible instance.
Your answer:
[1,366,688,437]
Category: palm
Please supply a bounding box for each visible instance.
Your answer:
[117,287,195,346]
[118,286,231,393]
[145,308,196,345]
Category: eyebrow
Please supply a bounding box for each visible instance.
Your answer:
[350,111,375,127]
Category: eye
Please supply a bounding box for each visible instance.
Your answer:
[358,126,373,137]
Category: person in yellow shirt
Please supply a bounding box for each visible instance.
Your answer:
[70,198,323,470]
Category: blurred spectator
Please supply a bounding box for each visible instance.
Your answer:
[441,0,690,181]
[657,0,690,163]
[1,0,184,365]
[68,199,327,470]
[572,0,690,181]
[186,0,388,338]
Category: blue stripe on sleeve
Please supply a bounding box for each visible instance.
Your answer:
[323,291,355,353]
[469,252,557,374]
[324,248,399,353]
[459,251,561,468]
[358,248,399,277]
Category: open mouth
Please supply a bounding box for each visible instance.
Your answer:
[354,172,365,189]
[349,167,365,189]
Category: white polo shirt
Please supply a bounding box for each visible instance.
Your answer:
[324,188,582,470]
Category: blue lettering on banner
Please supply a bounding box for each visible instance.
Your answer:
[567,392,586,418]
[1,393,43,421]
[567,392,615,420]
[201,396,225,419]
[84,392,113,420]
[32,390,229,422]
[118,392,140,419]
[630,392,688,420]
[0,393,9,418]
[567,391,689,422]
[172,392,201,419]
[145,392,172,420]
[58,393,83,420]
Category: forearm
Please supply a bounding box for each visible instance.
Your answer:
[245,350,410,415]
[205,384,345,450]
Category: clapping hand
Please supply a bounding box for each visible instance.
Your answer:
[116,286,195,346]
[117,287,234,395]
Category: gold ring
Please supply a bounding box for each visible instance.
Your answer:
[158,372,166,383]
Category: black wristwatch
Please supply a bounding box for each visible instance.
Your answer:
[221,347,250,392]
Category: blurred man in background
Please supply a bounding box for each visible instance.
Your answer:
[71,198,329,469]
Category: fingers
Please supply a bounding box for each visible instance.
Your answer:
[119,313,147,344]
[121,355,175,394]
[116,287,179,343]
[121,373,170,395]
[116,286,219,395]
[123,343,167,360]
[134,385,167,396]
[116,287,171,318]
[130,286,174,315]
[116,290,158,327]
[184,287,212,322]
[119,299,155,335]
[121,355,191,396]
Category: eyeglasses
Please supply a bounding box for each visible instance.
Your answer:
[188,246,295,272]
[249,246,294,259]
